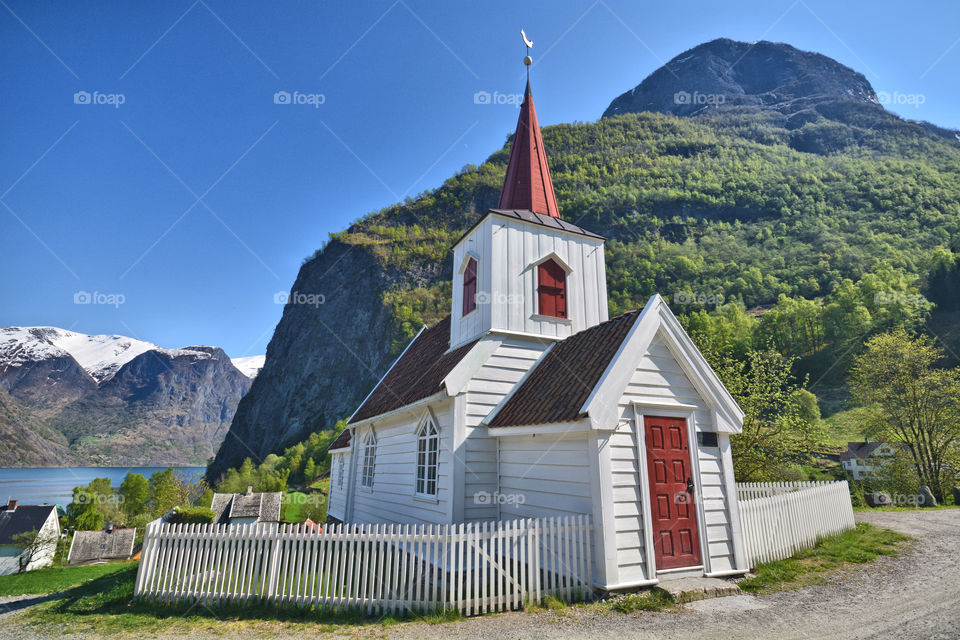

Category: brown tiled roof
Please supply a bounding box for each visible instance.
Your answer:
[349,316,479,424]
[488,310,642,427]
[328,428,351,450]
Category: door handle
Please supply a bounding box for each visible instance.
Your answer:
[686,478,695,494]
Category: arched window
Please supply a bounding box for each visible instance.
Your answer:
[462,257,478,315]
[360,431,376,488]
[415,416,440,497]
[537,259,567,318]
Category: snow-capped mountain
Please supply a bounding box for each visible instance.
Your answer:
[0,326,257,467]
[0,327,210,382]
[231,355,266,379]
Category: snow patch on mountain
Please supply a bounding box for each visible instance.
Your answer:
[231,355,266,378]
[0,327,214,382]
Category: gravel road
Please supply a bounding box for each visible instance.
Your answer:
[2,509,957,640]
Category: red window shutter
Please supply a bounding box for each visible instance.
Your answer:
[462,257,477,315]
[537,260,566,318]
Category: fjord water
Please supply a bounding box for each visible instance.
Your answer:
[0,466,205,507]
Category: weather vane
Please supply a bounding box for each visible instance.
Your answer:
[521,29,533,79]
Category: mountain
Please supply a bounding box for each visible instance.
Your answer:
[0,327,259,467]
[604,38,877,120]
[603,38,959,151]
[232,355,266,378]
[208,39,960,480]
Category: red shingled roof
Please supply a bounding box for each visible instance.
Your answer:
[348,316,479,424]
[488,309,642,427]
[498,81,560,218]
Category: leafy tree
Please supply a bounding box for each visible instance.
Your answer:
[119,472,149,517]
[703,345,826,481]
[850,330,960,502]
[66,485,104,531]
[149,469,181,517]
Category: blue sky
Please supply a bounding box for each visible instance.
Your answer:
[2,0,959,358]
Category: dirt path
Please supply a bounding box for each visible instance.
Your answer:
[2,509,957,639]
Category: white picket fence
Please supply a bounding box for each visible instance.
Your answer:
[736,480,838,501]
[737,480,856,566]
[134,516,593,615]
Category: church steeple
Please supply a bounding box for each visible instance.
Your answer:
[497,80,560,218]
[449,32,607,348]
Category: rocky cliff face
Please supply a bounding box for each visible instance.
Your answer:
[207,239,427,479]
[0,327,256,466]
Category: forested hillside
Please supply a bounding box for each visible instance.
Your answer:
[209,39,960,481]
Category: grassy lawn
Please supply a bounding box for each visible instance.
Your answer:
[738,522,911,594]
[21,564,458,636]
[282,484,329,523]
[281,491,311,522]
[0,561,137,597]
[821,406,873,449]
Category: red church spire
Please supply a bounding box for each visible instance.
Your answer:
[497,78,560,218]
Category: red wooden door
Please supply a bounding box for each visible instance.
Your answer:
[643,415,702,570]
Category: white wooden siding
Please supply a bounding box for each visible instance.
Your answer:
[349,400,454,525]
[497,433,593,522]
[607,421,648,583]
[451,214,607,346]
[614,332,736,576]
[462,338,550,522]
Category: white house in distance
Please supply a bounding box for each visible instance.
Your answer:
[840,441,902,480]
[0,500,60,575]
[326,78,749,590]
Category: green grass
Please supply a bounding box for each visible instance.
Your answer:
[738,522,910,594]
[22,564,461,636]
[307,478,330,492]
[821,406,873,448]
[0,561,137,597]
[609,588,674,613]
[281,491,310,522]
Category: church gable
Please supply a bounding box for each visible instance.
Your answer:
[582,295,744,433]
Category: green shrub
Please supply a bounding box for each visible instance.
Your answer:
[167,506,214,525]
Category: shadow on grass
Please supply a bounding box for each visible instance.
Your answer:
[29,565,462,633]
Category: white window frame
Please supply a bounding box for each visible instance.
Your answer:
[335,455,345,489]
[415,413,440,499]
[360,430,376,489]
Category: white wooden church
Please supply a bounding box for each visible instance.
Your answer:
[326,77,749,590]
